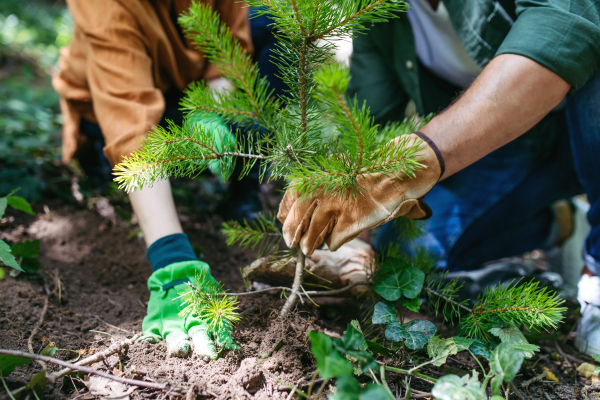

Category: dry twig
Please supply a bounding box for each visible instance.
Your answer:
[47,333,141,382]
[0,348,180,392]
[521,370,547,388]
[27,296,49,369]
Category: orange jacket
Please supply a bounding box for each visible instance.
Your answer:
[52,0,252,166]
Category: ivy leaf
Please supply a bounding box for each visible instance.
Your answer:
[401,297,422,312]
[385,320,437,350]
[340,323,365,351]
[490,343,524,383]
[359,384,390,400]
[0,354,32,376]
[0,197,6,219]
[378,257,409,281]
[329,374,360,400]
[452,337,475,352]
[399,267,425,299]
[372,302,397,325]
[6,196,34,215]
[11,240,40,258]
[0,239,23,272]
[431,373,486,400]
[374,267,424,301]
[366,341,395,358]
[427,336,458,366]
[309,331,353,380]
[489,325,539,359]
[468,339,492,360]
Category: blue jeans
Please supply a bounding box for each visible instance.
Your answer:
[375,72,600,272]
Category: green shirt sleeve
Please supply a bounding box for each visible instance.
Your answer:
[496,1,600,92]
[348,31,409,125]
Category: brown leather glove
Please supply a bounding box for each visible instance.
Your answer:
[277,132,445,256]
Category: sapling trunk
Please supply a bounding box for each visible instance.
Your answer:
[280,248,306,316]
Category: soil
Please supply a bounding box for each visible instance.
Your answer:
[0,194,596,399]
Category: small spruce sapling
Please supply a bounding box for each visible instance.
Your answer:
[113,0,422,317]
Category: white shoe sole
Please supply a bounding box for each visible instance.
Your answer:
[575,335,600,356]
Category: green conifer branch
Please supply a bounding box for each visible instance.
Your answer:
[221,212,284,257]
[113,120,263,192]
[179,3,279,133]
[458,280,567,339]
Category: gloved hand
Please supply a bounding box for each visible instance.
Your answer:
[277,133,444,256]
[185,114,235,177]
[141,260,237,360]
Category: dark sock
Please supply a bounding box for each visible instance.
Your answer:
[146,233,197,272]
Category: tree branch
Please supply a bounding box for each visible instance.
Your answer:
[47,333,141,383]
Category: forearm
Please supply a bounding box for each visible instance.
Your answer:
[420,54,571,179]
[129,180,183,247]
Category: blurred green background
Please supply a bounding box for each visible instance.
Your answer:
[0,0,72,200]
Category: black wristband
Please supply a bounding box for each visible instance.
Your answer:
[414,131,445,180]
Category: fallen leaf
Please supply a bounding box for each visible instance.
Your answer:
[86,376,136,400]
[542,367,558,381]
[112,368,123,377]
[578,363,597,379]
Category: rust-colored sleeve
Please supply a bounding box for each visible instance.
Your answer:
[66,0,165,166]
[203,0,253,81]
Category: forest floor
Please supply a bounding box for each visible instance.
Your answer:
[0,191,597,400]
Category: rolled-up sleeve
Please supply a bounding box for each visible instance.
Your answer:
[67,0,165,166]
[496,1,600,92]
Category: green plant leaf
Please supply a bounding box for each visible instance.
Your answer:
[372,302,397,325]
[366,341,395,358]
[0,197,6,220]
[399,267,425,299]
[11,240,40,258]
[401,297,422,312]
[427,336,458,366]
[20,257,43,274]
[359,384,390,400]
[378,257,409,281]
[385,320,437,350]
[309,331,353,380]
[490,376,502,396]
[0,354,32,376]
[468,339,492,360]
[6,196,34,215]
[489,325,539,359]
[490,343,524,383]
[593,355,600,363]
[39,343,56,357]
[0,240,23,272]
[374,266,424,301]
[341,323,365,351]
[11,370,46,400]
[431,373,486,400]
[452,337,475,352]
[329,374,360,400]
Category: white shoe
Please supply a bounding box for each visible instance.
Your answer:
[575,274,600,355]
